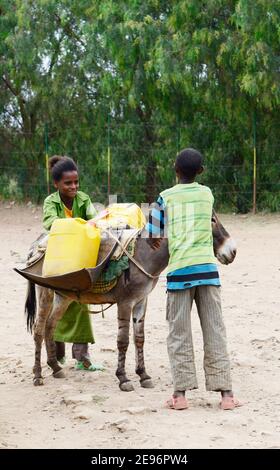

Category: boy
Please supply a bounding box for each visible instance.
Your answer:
[146,148,241,410]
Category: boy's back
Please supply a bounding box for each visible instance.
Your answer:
[160,182,216,273]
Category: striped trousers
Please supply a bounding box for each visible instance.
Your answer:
[166,286,232,392]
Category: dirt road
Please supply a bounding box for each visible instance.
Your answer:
[0,201,279,449]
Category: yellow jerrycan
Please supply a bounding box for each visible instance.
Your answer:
[96,203,146,229]
[42,218,101,276]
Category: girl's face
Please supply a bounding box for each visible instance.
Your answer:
[54,171,79,200]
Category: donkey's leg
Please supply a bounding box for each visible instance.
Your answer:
[133,297,154,389]
[33,287,53,386]
[116,302,134,392]
[45,293,72,378]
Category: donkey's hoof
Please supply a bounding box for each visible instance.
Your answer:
[53,369,65,379]
[120,381,134,392]
[140,379,154,389]
[33,377,44,386]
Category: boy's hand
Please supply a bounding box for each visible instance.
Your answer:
[146,238,163,250]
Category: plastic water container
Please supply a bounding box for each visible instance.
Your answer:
[96,203,146,229]
[42,218,101,276]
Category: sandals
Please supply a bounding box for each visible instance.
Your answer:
[164,395,189,410]
[75,358,105,372]
[57,356,66,365]
[164,395,242,410]
[220,396,243,410]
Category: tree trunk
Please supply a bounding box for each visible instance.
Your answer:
[136,105,157,203]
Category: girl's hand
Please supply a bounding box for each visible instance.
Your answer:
[87,219,97,227]
[87,209,109,227]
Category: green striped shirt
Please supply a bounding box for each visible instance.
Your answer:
[160,183,216,272]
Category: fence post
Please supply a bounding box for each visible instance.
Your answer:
[176,119,181,154]
[252,111,257,214]
[176,119,181,185]
[107,113,111,202]
[44,123,50,195]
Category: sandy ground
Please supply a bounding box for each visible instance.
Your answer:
[0,200,279,450]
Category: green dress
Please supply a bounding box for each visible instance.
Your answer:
[43,190,97,343]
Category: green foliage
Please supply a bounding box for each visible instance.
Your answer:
[0,173,24,200]
[0,0,279,211]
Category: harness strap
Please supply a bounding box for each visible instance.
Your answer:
[102,228,159,280]
[88,303,114,315]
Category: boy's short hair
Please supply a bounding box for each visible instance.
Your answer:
[175,148,203,178]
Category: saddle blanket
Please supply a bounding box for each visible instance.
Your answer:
[25,229,139,294]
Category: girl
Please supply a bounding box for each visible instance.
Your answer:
[43,155,103,371]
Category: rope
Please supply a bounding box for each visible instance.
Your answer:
[88,303,114,315]
[101,228,159,280]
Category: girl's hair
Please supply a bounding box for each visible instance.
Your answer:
[49,155,78,182]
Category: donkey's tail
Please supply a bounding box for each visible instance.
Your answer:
[25,281,37,333]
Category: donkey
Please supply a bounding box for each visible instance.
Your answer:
[25,212,236,391]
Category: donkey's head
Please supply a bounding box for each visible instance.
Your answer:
[212,211,236,265]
